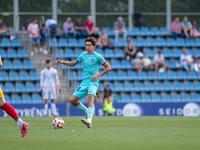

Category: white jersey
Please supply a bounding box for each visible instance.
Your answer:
[40,67,60,87]
[45,19,57,26]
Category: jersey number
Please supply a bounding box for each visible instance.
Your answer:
[77,87,81,91]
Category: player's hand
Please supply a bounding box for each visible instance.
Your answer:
[56,59,63,64]
[91,75,100,82]
[57,86,61,94]
[40,87,43,95]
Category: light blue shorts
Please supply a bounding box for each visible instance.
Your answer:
[73,79,99,100]
[30,37,39,45]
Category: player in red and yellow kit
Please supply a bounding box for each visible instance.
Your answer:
[0,56,28,137]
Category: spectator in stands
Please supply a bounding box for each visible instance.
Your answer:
[125,40,136,60]
[181,16,193,37]
[45,18,57,38]
[180,50,194,71]
[91,27,101,48]
[28,19,41,56]
[132,54,143,72]
[192,20,200,38]
[142,54,153,71]
[39,24,48,55]
[114,16,127,44]
[171,17,184,39]
[85,15,95,36]
[154,51,166,72]
[63,17,75,40]
[103,83,113,116]
[99,28,109,50]
[193,54,200,72]
[0,16,15,40]
[103,95,116,116]
[75,18,85,39]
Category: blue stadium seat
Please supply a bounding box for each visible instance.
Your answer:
[65,49,74,58]
[198,72,200,79]
[137,38,147,47]
[187,71,197,80]
[8,49,17,59]
[115,49,125,58]
[162,94,171,102]
[121,60,131,69]
[164,49,173,58]
[58,38,67,47]
[96,49,104,56]
[0,71,9,81]
[5,83,15,92]
[20,71,29,81]
[194,82,200,90]
[99,83,103,92]
[144,82,154,91]
[170,60,180,69]
[55,49,64,58]
[165,82,174,91]
[22,95,32,103]
[16,83,25,92]
[148,71,157,80]
[114,82,124,92]
[118,39,127,47]
[152,94,161,102]
[36,83,40,92]
[121,94,131,102]
[102,27,111,36]
[158,72,167,80]
[30,71,40,81]
[166,38,176,47]
[0,83,4,92]
[167,71,177,79]
[124,82,134,92]
[113,94,120,102]
[187,49,193,55]
[49,38,57,47]
[153,48,162,55]
[108,71,117,80]
[147,38,156,47]
[26,83,36,92]
[24,60,34,69]
[118,71,127,80]
[99,73,107,81]
[11,39,22,47]
[185,82,194,91]
[130,38,137,46]
[141,94,151,102]
[4,95,11,103]
[155,82,164,91]
[150,27,160,36]
[178,71,187,79]
[1,38,10,47]
[9,71,19,81]
[173,49,182,58]
[108,82,114,91]
[172,94,181,102]
[192,93,200,102]
[157,38,166,47]
[131,27,140,36]
[164,60,170,68]
[17,49,28,58]
[175,82,184,91]
[3,60,13,69]
[144,48,153,57]
[160,27,168,34]
[0,49,7,58]
[132,94,141,102]
[78,38,85,47]
[68,71,76,80]
[176,38,185,47]
[196,38,200,46]
[138,71,147,80]
[13,60,23,69]
[141,27,150,36]
[68,38,78,47]
[182,93,191,102]
[193,49,200,57]
[11,95,21,103]
[135,82,144,91]
[128,71,137,80]
[105,49,114,58]
[77,71,83,80]
[75,49,83,57]
[186,38,195,47]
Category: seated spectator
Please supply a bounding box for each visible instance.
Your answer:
[75,18,85,39]
[114,17,127,44]
[39,24,48,55]
[85,15,95,36]
[91,27,101,48]
[0,16,15,40]
[132,54,143,72]
[45,18,57,38]
[99,29,109,50]
[142,54,153,71]
[125,40,136,60]
[154,51,166,72]
[193,54,200,72]
[103,83,113,116]
[28,19,41,56]
[192,20,200,38]
[181,16,193,37]
[171,17,184,39]
[63,17,75,40]
[180,50,194,71]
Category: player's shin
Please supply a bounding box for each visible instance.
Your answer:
[51,102,57,115]
[44,103,48,116]
[76,102,88,114]
[87,107,94,123]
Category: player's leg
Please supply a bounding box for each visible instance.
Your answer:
[70,95,88,114]
[50,86,58,116]
[43,87,49,116]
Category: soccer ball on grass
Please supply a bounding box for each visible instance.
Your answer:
[52,118,64,129]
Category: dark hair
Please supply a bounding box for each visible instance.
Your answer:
[85,37,97,46]
[32,18,36,22]
[46,59,51,64]
[42,23,45,27]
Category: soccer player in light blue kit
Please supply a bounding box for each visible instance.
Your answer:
[56,37,111,128]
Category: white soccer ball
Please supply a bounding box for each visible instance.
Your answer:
[52,118,64,129]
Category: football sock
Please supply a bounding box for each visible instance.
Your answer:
[1,103,20,122]
[76,102,88,114]
[44,103,48,115]
[17,118,24,127]
[87,107,94,123]
[51,103,57,115]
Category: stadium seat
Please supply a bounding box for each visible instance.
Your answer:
[148,71,157,80]
[55,49,64,58]
[150,27,160,36]
[49,38,57,47]
[124,82,134,92]
[5,83,15,92]
[138,71,147,80]
[198,72,200,79]
[170,59,179,69]
[36,83,40,92]
[144,82,154,91]
[121,60,131,69]
[130,38,137,46]
[152,94,161,102]
[154,48,162,55]
[17,49,28,58]
[165,82,174,91]
[131,27,140,36]
[4,95,11,103]
[157,38,166,47]
[0,83,4,92]
[1,38,11,47]
[78,38,85,47]
[105,49,114,58]
[20,71,29,81]
[155,82,164,91]
[135,82,144,91]
[175,82,184,91]
[141,27,150,36]
[0,71,9,81]
[144,48,153,57]
[184,82,194,91]
[95,49,104,56]
[187,49,193,55]
[114,82,124,92]
[77,71,83,80]
[107,71,117,80]
[182,93,191,102]
[58,38,67,47]
[16,83,25,92]
[26,83,36,92]
[102,27,111,36]
[68,71,76,80]
[158,72,167,80]
[173,49,182,58]
[194,82,200,90]
[131,94,141,102]
[24,60,34,69]
[99,73,107,81]
[141,94,151,102]
[30,71,40,81]
[68,38,78,47]
[166,38,176,47]
[22,94,32,103]
[162,94,171,102]
[3,60,13,69]
[11,39,22,47]
[176,38,185,47]
[11,95,21,103]
[64,49,74,58]
[115,49,125,58]
[177,71,187,79]
[75,49,83,57]
[187,71,197,80]
[193,49,200,57]
[137,38,147,47]
[196,38,200,46]
[171,94,181,102]
[121,94,131,102]
[113,94,120,102]
[0,49,7,58]
[118,71,127,80]
[147,38,156,47]
[9,71,19,81]
[164,49,173,58]
[7,49,17,58]
[118,39,127,47]
[13,60,23,69]
[128,71,137,80]
[167,71,177,80]
[192,93,200,102]
[186,38,195,47]
[160,27,168,34]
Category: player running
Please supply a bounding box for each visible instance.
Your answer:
[0,56,28,137]
[40,59,61,117]
[56,37,111,128]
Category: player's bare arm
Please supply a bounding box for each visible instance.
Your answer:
[56,59,78,67]
[0,56,3,68]
[91,62,111,82]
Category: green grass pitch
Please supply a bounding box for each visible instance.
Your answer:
[0,116,200,150]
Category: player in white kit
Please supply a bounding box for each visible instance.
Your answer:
[40,60,61,117]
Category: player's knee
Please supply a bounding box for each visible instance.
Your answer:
[87,99,93,104]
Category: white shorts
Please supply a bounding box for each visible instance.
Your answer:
[43,86,57,100]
